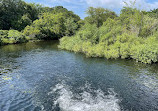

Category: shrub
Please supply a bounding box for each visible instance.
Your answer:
[0,30,8,45]
[59,7,158,64]
[0,30,28,45]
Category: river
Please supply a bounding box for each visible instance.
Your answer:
[0,41,158,111]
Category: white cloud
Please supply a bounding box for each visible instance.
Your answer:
[25,0,158,19]
[42,0,158,11]
[85,0,158,11]
[133,0,158,11]
[45,0,84,5]
[86,0,123,9]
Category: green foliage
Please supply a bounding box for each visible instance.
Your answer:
[0,30,28,45]
[132,37,158,64]
[144,9,158,19]
[14,14,32,31]
[85,7,117,27]
[23,13,64,40]
[7,30,28,43]
[77,20,85,29]
[64,18,78,36]
[1,0,158,64]
[0,0,80,44]
[23,10,80,40]
[0,30,8,45]
[59,7,158,64]
[0,0,44,31]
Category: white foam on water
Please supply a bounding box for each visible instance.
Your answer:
[48,83,121,111]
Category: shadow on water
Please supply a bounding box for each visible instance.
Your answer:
[0,40,158,111]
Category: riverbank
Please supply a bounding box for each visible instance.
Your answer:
[59,7,158,64]
[0,30,29,46]
[59,34,158,64]
[0,29,57,47]
[0,1,81,47]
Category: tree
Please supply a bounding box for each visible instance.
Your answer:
[0,0,43,30]
[144,8,158,19]
[23,11,80,40]
[64,18,78,36]
[85,7,117,27]
[120,7,144,36]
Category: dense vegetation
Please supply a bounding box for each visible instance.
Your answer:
[0,30,28,45]
[0,0,81,45]
[59,7,158,64]
[0,0,42,31]
[1,0,158,64]
[23,6,81,40]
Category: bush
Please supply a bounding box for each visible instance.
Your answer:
[9,30,26,42]
[59,7,158,64]
[23,12,80,40]
[0,30,28,45]
[0,30,8,45]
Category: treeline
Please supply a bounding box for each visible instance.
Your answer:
[0,0,81,45]
[1,0,158,64]
[59,7,158,64]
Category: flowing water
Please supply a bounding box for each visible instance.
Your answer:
[0,41,158,111]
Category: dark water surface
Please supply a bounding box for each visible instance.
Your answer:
[0,41,158,111]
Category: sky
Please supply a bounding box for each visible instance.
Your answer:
[24,0,158,19]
